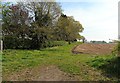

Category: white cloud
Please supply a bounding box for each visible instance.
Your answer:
[62,1,118,42]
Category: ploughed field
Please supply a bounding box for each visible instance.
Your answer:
[72,43,116,55]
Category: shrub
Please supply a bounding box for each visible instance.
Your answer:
[3,36,32,49]
[43,41,67,48]
[112,41,120,56]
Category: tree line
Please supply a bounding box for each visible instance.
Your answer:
[1,2,84,49]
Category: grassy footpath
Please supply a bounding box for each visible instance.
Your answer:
[2,42,119,81]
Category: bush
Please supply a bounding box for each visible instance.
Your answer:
[118,41,120,56]
[87,57,111,68]
[87,56,120,79]
[3,36,17,49]
[3,35,68,49]
[112,41,120,56]
[43,41,68,48]
[3,36,32,49]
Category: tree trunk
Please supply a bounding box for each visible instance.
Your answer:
[68,41,71,44]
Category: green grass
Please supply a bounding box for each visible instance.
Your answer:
[2,42,119,81]
[2,42,91,77]
[87,55,120,81]
[86,54,116,68]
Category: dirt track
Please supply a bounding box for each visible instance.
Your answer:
[3,65,106,81]
[72,43,116,55]
[4,66,78,81]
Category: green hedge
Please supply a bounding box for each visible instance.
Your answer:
[3,36,32,49]
[43,41,68,48]
[112,41,120,56]
[3,36,67,49]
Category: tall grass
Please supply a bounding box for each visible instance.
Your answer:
[112,41,120,56]
[87,42,120,81]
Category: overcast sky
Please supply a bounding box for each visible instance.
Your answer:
[2,0,119,42]
[60,0,119,42]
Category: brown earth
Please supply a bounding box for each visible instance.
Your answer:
[3,65,108,81]
[3,65,78,81]
[4,64,110,81]
[72,43,116,55]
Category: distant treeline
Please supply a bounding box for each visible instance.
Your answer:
[1,2,84,49]
[90,40,107,44]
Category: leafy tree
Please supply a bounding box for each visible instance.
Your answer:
[2,3,31,49]
[27,2,62,49]
[2,2,84,49]
[2,2,62,49]
[56,14,84,44]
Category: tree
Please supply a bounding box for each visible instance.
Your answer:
[2,2,84,49]
[56,14,84,44]
[27,2,62,49]
[2,2,62,49]
[2,3,31,49]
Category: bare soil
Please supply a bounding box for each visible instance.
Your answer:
[4,65,78,81]
[72,43,116,55]
[3,65,107,81]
